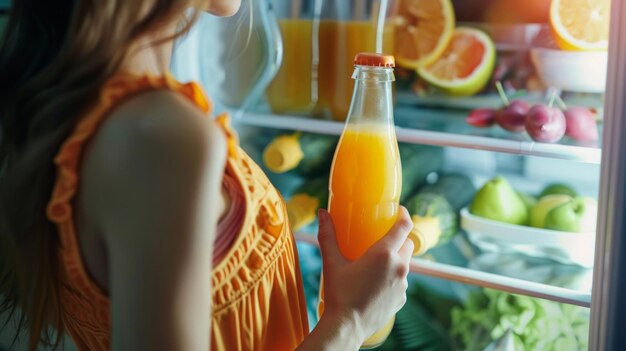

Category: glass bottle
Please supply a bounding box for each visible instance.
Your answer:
[266,0,394,120]
[319,52,401,349]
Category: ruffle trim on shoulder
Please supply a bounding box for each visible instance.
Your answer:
[46,73,211,223]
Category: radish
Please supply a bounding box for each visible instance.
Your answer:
[466,109,496,127]
[525,104,566,143]
[564,107,599,142]
[495,100,531,132]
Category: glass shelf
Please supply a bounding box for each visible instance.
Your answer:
[236,106,601,164]
[294,232,592,308]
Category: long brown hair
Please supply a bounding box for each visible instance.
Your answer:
[0,1,206,349]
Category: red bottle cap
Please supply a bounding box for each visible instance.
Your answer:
[354,53,395,68]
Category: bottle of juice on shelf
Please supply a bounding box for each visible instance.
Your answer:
[266,1,395,120]
[318,52,401,349]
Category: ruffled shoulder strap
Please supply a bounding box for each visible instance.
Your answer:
[47,73,212,224]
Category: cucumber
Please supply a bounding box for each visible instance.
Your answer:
[292,176,329,206]
[399,143,445,203]
[406,173,476,247]
[263,132,337,176]
[418,173,476,212]
[406,193,456,247]
[286,177,329,231]
[297,134,337,175]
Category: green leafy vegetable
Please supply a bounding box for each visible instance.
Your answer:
[451,289,589,351]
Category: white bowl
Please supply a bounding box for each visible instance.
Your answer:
[461,208,595,267]
[530,48,607,93]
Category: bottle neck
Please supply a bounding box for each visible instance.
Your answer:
[346,65,395,124]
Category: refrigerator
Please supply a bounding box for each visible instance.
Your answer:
[0,0,623,350]
[170,0,625,350]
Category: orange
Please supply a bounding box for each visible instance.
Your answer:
[483,0,551,23]
[391,0,455,69]
[417,27,495,96]
[550,0,611,51]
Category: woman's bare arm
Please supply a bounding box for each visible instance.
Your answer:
[83,91,227,351]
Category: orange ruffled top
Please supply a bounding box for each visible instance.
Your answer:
[46,74,309,350]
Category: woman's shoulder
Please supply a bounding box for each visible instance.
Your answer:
[78,88,228,224]
[87,89,227,170]
[102,89,226,151]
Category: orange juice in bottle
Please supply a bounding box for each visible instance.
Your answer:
[266,18,394,120]
[321,20,395,121]
[266,19,318,115]
[318,52,400,349]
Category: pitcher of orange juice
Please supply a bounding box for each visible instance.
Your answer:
[318,52,400,349]
[266,0,394,120]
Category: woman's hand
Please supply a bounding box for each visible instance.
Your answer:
[317,207,414,346]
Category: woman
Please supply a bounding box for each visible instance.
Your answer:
[0,1,414,350]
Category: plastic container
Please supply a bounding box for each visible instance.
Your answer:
[530,48,608,93]
[461,208,595,267]
[266,0,394,120]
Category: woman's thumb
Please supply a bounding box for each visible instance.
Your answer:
[317,209,347,267]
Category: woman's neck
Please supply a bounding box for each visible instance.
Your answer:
[122,21,178,76]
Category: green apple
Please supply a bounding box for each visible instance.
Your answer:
[517,191,537,212]
[529,195,572,228]
[539,183,578,198]
[545,197,598,232]
[470,176,528,225]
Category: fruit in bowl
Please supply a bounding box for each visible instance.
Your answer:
[517,191,538,211]
[544,196,598,232]
[529,194,572,228]
[539,183,578,198]
[470,176,528,225]
[530,194,598,232]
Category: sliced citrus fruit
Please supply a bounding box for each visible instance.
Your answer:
[391,0,455,69]
[550,0,611,51]
[417,27,495,97]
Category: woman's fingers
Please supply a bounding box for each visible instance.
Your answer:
[398,238,414,266]
[372,207,413,253]
[317,209,348,268]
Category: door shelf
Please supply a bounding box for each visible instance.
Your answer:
[294,232,592,308]
[235,110,601,164]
